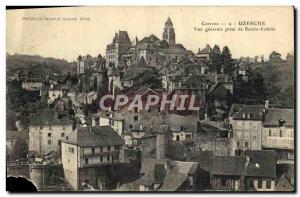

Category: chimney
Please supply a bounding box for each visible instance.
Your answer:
[89,127,94,134]
[265,100,269,109]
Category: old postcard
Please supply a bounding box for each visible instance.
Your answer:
[6,6,295,192]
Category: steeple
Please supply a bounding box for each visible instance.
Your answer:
[165,17,173,27]
[162,17,176,45]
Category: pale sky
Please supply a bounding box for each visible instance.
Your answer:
[6,6,294,61]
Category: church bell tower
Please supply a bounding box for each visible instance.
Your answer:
[162,17,176,45]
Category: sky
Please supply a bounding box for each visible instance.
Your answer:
[6,6,294,61]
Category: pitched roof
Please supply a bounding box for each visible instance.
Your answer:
[113,31,130,43]
[263,108,294,127]
[275,174,294,191]
[211,156,246,176]
[139,34,160,44]
[66,126,124,147]
[233,105,265,120]
[159,170,188,191]
[245,150,277,178]
[188,151,213,169]
[229,104,246,117]
[137,159,167,185]
[165,17,173,26]
[30,110,71,126]
[159,161,198,191]
[212,151,277,178]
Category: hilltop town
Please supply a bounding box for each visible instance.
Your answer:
[6,17,294,192]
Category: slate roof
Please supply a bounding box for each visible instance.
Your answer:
[233,105,265,120]
[136,159,167,185]
[30,110,71,126]
[188,151,213,169]
[159,170,188,191]
[113,31,130,43]
[212,150,277,178]
[229,104,246,117]
[263,108,294,127]
[245,150,277,178]
[66,126,124,147]
[159,161,198,191]
[165,17,173,26]
[139,34,160,44]
[211,156,246,176]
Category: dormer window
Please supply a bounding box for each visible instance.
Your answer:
[242,113,246,118]
[279,119,286,127]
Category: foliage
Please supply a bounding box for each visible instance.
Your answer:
[10,138,29,161]
[221,46,234,75]
[210,45,222,73]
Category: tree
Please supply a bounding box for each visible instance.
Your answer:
[221,46,234,75]
[210,45,222,73]
[10,138,29,161]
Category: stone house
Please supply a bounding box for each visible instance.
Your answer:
[61,126,125,190]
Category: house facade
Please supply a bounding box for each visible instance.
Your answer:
[61,126,125,190]
[29,110,73,155]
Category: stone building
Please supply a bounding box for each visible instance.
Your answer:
[162,17,176,45]
[106,31,131,68]
[61,126,125,190]
[231,105,265,154]
[29,110,73,155]
[261,108,294,162]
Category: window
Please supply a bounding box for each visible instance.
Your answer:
[266,180,271,189]
[237,141,240,147]
[221,178,226,187]
[115,146,120,151]
[176,135,180,141]
[92,148,95,154]
[269,130,272,137]
[107,146,111,151]
[279,130,283,137]
[107,155,110,161]
[180,126,184,131]
[134,116,138,121]
[48,140,52,145]
[245,142,249,148]
[85,158,89,164]
[258,180,263,188]
[100,147,103,152]
[48,125,51,130]
[61,133,65,137]
[100,155,103,162]
[48,133,52,137]
[69,147,74,153]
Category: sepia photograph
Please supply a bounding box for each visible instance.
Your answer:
[5,6,295,192]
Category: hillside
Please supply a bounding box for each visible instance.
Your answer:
[6,53,77,78]
[251,59,294,108]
